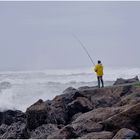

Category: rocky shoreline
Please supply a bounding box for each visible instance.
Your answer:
[0,76,140,139]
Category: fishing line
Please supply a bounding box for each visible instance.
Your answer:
[72,33,95,66]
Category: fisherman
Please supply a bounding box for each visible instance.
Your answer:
[94,60,104,88]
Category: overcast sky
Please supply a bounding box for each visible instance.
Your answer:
[0,1,140,71]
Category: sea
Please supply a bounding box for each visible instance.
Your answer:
[0,67,140,112]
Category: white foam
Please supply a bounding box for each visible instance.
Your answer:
[0,67,140,112]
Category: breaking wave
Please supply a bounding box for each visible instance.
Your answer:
[0,67,140,112]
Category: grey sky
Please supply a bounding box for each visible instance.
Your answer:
[0,1,140,71]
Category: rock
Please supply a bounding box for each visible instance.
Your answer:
[71,112,83,122]
[71,106,124,136]
[0,112,3,125]
[48,87,85,125]
[67,97,93,117]
[80,86,121,108]
[26,88,85,130]
[71,121,103,137]
[78,86,97,91]
[26,99,56,130]
[49,96,69,125]
[47,125,77,139]
[30,124,59,139]
[116,86,140,106]
[0,124,8,136]
[62,87,85,102]
[79,85,140,108]
[0,110,26,126]
[79,131,114,139]
[113,128,139,139]
[102,102,140,132]
[0,121,29,139]
[113,76,139,85]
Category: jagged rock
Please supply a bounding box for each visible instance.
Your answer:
[48,87,85,125]
[62,87,84,101]
[26,88,85,130]
[113,76,139,85]
[67,97,93,117]
[30,124,59,139]
[26,99,56,130]
[47,125,77,139]
[102,103,140,132]
[113,128,139,139]
[0,110,26,126]
[79,131,114,139]
[0,121,29,139]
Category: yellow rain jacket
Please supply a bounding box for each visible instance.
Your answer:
[94,64,104,76]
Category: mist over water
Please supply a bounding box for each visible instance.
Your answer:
[0,67,140,112]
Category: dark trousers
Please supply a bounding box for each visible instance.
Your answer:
[97,76,104,88]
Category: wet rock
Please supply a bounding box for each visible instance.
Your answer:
[47,125,77,139]
[79,131,114,139]
[0,124,8,136]
[67,97,93,117]
[113,76,139,85]
[113,128,139,139]
[0,121,29,139]
[48,87,85,125]
[30,124,59,139]
[26,99,55,130]
[0,110,26,126]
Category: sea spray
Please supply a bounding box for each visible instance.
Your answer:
[0,67,140,112]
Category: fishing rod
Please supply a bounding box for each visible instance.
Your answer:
[72,34,95,66]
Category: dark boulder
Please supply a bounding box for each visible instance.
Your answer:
[48,87,85,125]
[67,97,93,117]
[26,99,56,130]
[26,88,85,130]
[113,76,139,85]
[0,110,26,126]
